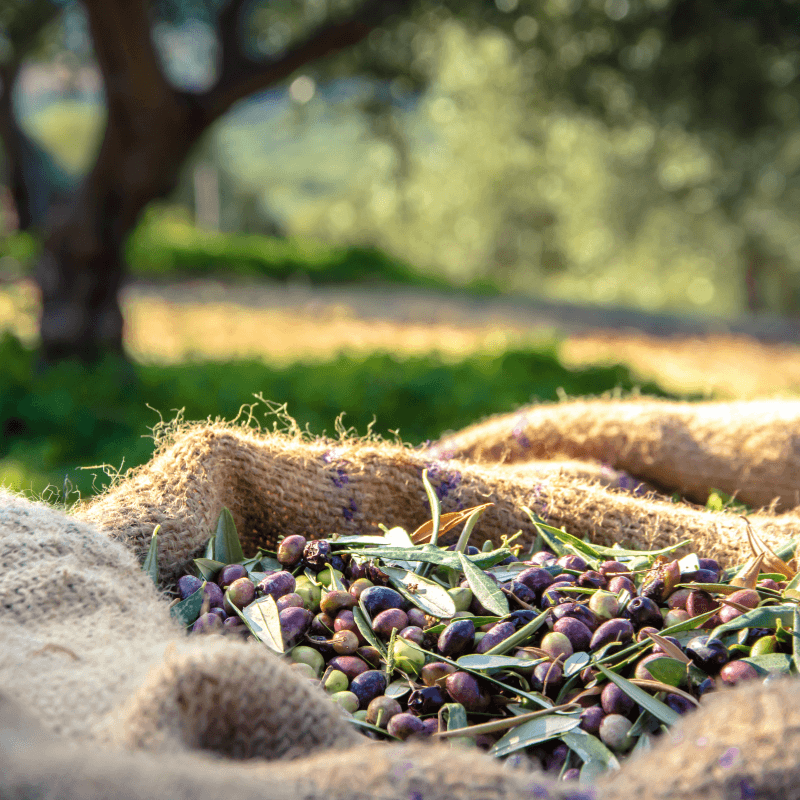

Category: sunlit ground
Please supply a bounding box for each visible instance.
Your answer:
[2,278,800,399]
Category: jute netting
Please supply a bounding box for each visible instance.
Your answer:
[2,396,800,800]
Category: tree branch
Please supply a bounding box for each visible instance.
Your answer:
[202,0,415,125]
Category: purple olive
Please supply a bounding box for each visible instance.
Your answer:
[719,660,759,686]
[665,694,696,714]
[406,608,427,629]
[258,571,296,600]
[607,575,636,595]
[277,534,307,567]
[328,655,370,681]
[553,617,593,653]
[372,608,409,638]
[348,578,374,600]
[387,712,428,740]
[407,686,446,715]
[209,607,226,619]
[598,561,628,576]
[331,630,360,655]
[276,593,304,612]
[360,586,405,618]
[320,590,357,617]
[517,567,555,597]
[590,618,634,651]
[623,596,663,630]
[399,626,426,646]
[532,661,563,695]
[217,564,248,590]
[545,743,569,773]
[202,581,225,610]
[652,635,682,655]
[222,615,245,633]
[685,590,719,618]
[192,612,223,634]
[508,580,537,607]
[356,646,383,667]
[349,670,388,710]
[421,717,440,736]
[366,695,402,729]
[527,551,557,566]
[682,569,722,584]
[421,662,457,686]
[310,612,336,637]
[601,682,635,717]
[445,672,490,712]
[577,570,607,590]
[551,601,600,631]
[178,575,203,599]
[698,558,721,577]
[437,619,475,658]
[279,606,312,649]
[541,583,574,608]
[579,705,605,735]
[475,621,515,654]
[303,539,332,571]
[225,577,255,610]
[557,555,588,572]
[563,768,581,781]
[685,636,730,674]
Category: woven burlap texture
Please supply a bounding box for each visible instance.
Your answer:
[80,419,799,586]
[431,397,800,511]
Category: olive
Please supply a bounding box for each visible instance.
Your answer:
[623,596,663,629]
[685,636,730,674]
[366,562,391,586]
[507,610,538,629]
[437,619,475,658]
[719,660,759,686]
[258,571,296,600]
[475,621,515,654]
[310,612,336,637]
[590,618,634,651]
[562,768,581,781]
[347,559,368,581]
[192,612,223,634]
[682,569,721,584]
[588,591,620,620]
[541,583,574,608]
[356,646,383,667]
[579,705,604,735]
[531,661,563,695]
[333,609,360,636]
[331,630,360,655]
[407,686,446,715]
[601,682,635,717]
[330,691,360,714]
[445,672,490,712]
[303,539,332,571]
[349,670,388,710]
[202,582,225,609]
[407,608,428,629]
[421,717,440,736]
[577,570,607,590]
[507,581,537,607]
[291,645,325,677]
[277,534,307,567]
[279,606,313,649]
[222,616,246,635]
[652,635,682,655]
[399,626,426,646]
[517,567,556,597]
[372,608,409,638]
[366,696,402,729]
[360,586,405,618]
[327,655,370,681]
[448,587,473,612]
[750,635,778,656]
[178,575,203,600]
[540,632,573,661]
[330,555,346,574]
[527,551,557,566]
[551,602,599,631]
[598,560,628,576]
[323,670,349,694]
[557,555,588,572]
[348,578,374,600]
[276,593,304,612]
[553,617,592,653]
[665,694,695,715]
[664,609,691,627]
[320,590,356,617]
[607,576,636,595]
[685,590,718,618]
[599,714,634,752]
[217,564,248,590]
[387,713,428,740]
[666,588,692,609]
[698,558,721,576]
[224,577,255,611]
[421,662,457,686]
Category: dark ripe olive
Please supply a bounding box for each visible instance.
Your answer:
[305,635,338,661]
[329,555,346,574]
[696,677,716,697]
[541,583,574,608]
[553,617,593,653]
[202,582,225,609]
[727,589,760,609]
[366,695,402,728]
[507,580,537,607]
[719,660,759,686]
[372,608,409,638]
[333,609,358,634]
[508,610,537,629]
[636,626,659,643]
[356,646,383,667]
[348,578,374,600]
[437,619,475,658]
[598,560,628,576]
[328,655,370,681]
[276,593,304,612]
[225,577,255,610]
[475,621,515,654]
[590,618,634,651]
[577,570,607,590]
[406,608,428,629]
[517,567,555,596]
[320,590,357,617]
[407,686,445,715]
[178,575,203,600]
[640,561,680,604]
[447,544,480,555]
[666,588,692,609]
[579,705,605,735]
[279,607,313,649]
[665,694,696,715]
[623,596,663,630]
[217,564,248,590]
[551,601,599,632]
[607,575,636,595]
[445,672,490,712]
[310,612,336,637]
[331,630,360,655]
[303,539,332,571]
[258,571,296,600]
[421,717,440,736]
[698,558,721,576]
[562,768,581,781]
[387,712,428,740]
[545,743,569,773]
[347,558,368,581]
[498,554,520,565]
[277,534,307,567]
[366,561,391,586]
[349,670,388,710]
[557,555,588,572]
[222,615,246,635]
[757,578,781,591]
[601,682,635,717]
[192,612,223,634]
[360,586,405,618]
[209,607,226,619]
[527,551,557,566]
[421,661,457,687]
[399,626,426,646]
[531,661,563,694]
[682,568,721,584]
[685,636,730,674]
[685,590,718,618]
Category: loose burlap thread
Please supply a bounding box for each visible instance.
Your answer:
[4,397,800,800]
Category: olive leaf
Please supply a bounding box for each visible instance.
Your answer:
[453,504,493,554]
[484,609,549,656]
[425,616,500,635]
[563,651,592,677]
[382,565,457,618]
[644,631,691,665]
[596,664,680,726]
[456,654,545,671]
[439,703,468,732]
[385,680,412,699]
[170,583,205,627]
[742,518,794,578]
[522,509,601,561]
[635,652,686,685]
[458,552,509,617]
[420,468,442,547]
[710,604,797,640]
[142,525,160,586]
[213,507,245,565]
[353,605,386,657]
[793,606,800,674]
[560,728,620,772]
[489,713,581,758]
[740,653,793,675]
[341,546,512,571]
[193,557,226,581]
[237,595,284,654]
[320,565,345,592]
[729,553,766,589]
[411,503,493,545]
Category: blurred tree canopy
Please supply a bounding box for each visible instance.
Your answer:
[1,0,800,362]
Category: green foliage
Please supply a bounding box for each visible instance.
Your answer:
[0,332,671,501]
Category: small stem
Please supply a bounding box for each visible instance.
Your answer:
[432,703,581,739]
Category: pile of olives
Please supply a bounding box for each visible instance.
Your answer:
[174,524,799,781]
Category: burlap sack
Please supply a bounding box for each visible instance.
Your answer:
[81,421,798,585]
[430,397,800,511]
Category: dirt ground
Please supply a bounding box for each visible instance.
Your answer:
[2,277,800,398]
